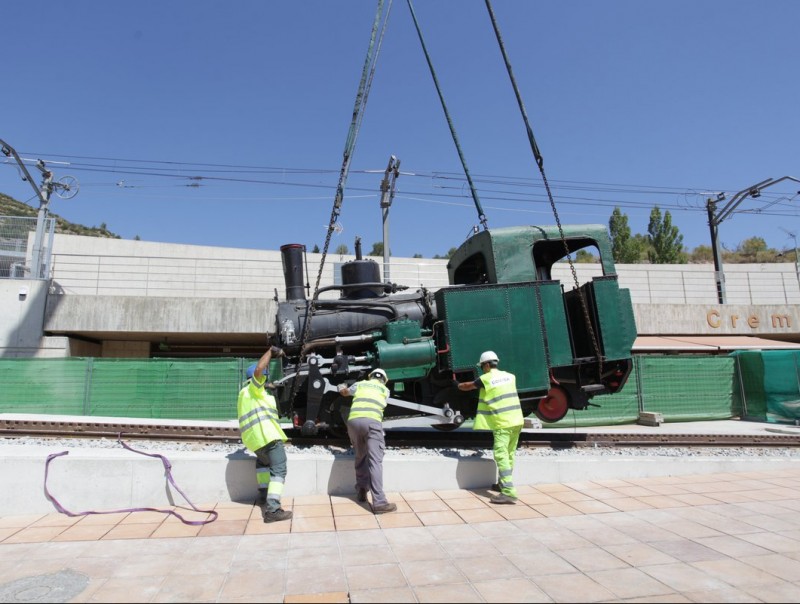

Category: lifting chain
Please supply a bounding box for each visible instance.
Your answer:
[485,0,603,378]
[288,0,393,405]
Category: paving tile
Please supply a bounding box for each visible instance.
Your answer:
[557,546,630,572]
[284,564,347,595]
[400,559,466,587]
[446,497,490,511]
[244,518,292,535]
[640,561,736,592]
[335,527,387,547]
[634,495,690,509]
[292,494,332,505]
[586,567,674,600]
[528,502,584,517]
[212,506,253,521]
[284,592,350,603]
[389,540,448,565]
[435,489,478,500]
[195,518,247,537]
[740,579,800,602]
[738,552,800,582]
[534,571,617,602]
[0,527,21,542]
[735,531,800,553]
[101,522,160,540]
[506,550,580,576]
[609,485,659,497]
[340,543,396,566]
[346,562,408,590]
[30,513,83,528]
[407,499,450,513]
[415,582,484,602]
[680,586,761,602]
[332,502,373,516]
[150,522,203,538]
[564,499,618,514]
[349,586,417,603]
[293,504,333,518]
[529,528,593,551]
[693,534,772,558]
[0,514,45,528]
[452,554,523,582]
[438,537,498,559]
[516,492,558,506]
[218,569,287,600]
[74,512,131,526]
[455,507,505,524]
[377,513,423,529]
[291,516,336,533]
[491,505,544,521]
[669,493,721,506]
[334,514,380,531]
[549,489,594,503]
[416,510,464,526]
[87,575,166,603]
[117,510,172,525]
[288,545,341,569]
[426,523,479,541]
[2,526,65,543]
[400,490,441,501]
[152,572,226,602]
[51,523,114,542]
[691,557,780,588]
[603,497,655,512]
[602,542,679,566]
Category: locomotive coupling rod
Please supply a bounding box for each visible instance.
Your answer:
[385,397,461,424]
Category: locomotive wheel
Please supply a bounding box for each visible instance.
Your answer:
[432,423,459,432]
[534,386,570,423]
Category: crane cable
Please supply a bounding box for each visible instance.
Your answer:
[406,0,488,232]
[484,0,603,376]
[288,0,393,405]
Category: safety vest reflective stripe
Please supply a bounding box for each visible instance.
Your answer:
[476,403,524,416]
[239,409,279,432]
[267,476,285,500]
[482,392,520,406]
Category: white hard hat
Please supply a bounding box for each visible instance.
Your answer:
[479,351,499,364]
[369,368,388,383]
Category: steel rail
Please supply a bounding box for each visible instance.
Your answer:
[2,418,800,449]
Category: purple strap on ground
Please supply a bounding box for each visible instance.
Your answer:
[44,434,218,525]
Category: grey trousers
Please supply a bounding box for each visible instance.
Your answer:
[346,417,388,506]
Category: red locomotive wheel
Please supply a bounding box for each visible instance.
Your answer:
[535,386,569,423]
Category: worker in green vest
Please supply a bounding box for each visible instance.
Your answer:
[457,350,524,504]
[238,346,292,523]
[338,368,397,514]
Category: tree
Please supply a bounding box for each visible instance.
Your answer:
[335,244,348,255]
[735,237,770,263]
[689,244,713,263]
[433,247,457,260]
[647,206,685,264]
[574,249,598,263]
[608,207,645,263]
[311,244,320,253]
[368,242,384,257]
[134,235,141,241]
[412,253,423,259]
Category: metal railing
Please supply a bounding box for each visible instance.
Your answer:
[0,216,54,279]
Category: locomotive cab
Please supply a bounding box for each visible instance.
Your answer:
[444,225,637,422]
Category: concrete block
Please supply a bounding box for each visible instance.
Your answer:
[638,412,664,427]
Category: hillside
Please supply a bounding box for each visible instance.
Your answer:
[0,192,120,238]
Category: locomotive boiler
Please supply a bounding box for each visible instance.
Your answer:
[267,223,637,436]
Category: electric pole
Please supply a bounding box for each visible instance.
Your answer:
[379,155,400,283]
[1,138,79,278]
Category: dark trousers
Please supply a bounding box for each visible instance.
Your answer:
[254,440,287,513]
[347,417,388,506]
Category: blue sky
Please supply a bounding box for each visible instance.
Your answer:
[2,1,799,259]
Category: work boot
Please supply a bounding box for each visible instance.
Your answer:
[489,493,517,505]
[372,502,397,514]
[263,508,293,523]
[357,487,368,503]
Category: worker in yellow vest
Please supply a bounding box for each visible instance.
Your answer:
[457,351,524,504]
[338,368,397,514]
[238,346,292,523]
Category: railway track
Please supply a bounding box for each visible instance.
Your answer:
[2,417,800,449]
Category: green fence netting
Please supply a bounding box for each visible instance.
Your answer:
[0,354,750,425]
[731,350,800,424]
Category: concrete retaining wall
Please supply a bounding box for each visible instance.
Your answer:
[3,443,798,517]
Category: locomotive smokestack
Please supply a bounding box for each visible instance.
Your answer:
[280,244,306,301]
[355,236,363,260]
